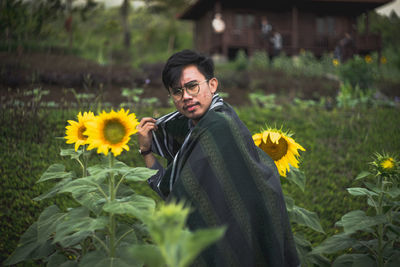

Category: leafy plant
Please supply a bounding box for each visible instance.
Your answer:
[4,109,224,267]
[312,153,400,266]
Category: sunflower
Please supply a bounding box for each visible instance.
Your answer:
[85,109,139,157]
[65,111,96,151]
[365,55,373,64]
[332,59,340,67]
[253,128,305,177]
[372,153,397,175]
[381,158,395,170]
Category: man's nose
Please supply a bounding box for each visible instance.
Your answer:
[182,88,193,100]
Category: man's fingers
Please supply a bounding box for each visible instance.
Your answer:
[137,120,158,134]
[138,117,156,127]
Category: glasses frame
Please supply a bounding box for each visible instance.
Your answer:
[169,79,209,101]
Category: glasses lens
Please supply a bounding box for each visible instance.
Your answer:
[171,88,183,100]
[185,82,200,96]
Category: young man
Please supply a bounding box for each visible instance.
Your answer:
[137,50,299,266]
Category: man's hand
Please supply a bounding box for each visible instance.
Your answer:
[137,117,158,152]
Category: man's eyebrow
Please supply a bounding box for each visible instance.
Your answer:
[183,80,198,87]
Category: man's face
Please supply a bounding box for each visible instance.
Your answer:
[171,65,218,124]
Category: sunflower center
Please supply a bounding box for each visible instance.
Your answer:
[103,119,126,144]
[381,158,394,170]
[260,136,288,161]
[78,125,87,141]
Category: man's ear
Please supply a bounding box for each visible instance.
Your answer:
[209,77,218,94]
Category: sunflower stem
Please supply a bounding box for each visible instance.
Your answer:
[82,146,88,177]
[376,175,385,267]
[108,153,117,258]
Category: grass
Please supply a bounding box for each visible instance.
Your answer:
[1,102,399,265]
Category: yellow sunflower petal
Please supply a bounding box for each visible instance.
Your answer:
[252,133,262,146]
[85,109,139,157]
[269,131,281,144]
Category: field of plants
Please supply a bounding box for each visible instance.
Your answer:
[1,1,400,266]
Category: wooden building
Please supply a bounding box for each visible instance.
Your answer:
[178,0,393,60]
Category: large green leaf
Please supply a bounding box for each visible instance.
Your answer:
[120,167,158,182]
[4,222,55,265]
[129,244,165,267]
[37,205,67,243]
[73,183,108,215]
[312,233,356,255]
[60,148,83,160]
[346,187,378,197]
[54,207,108,247]
[33,177,73,201]
[87,160,128,177]
[289,205,325,233]
[335,210,387,234]
[80,250,134,267]
[293,233,311,265]
[284,195,295,210]
[332,254,376,267]
[180,227,226,267]
[387,187,400,198]
[286,167,306,192]
[386,251,400,267]
[37,163,74,183]
[59,177,100,197]
[102,195,155,220]
[47,252,77,267]
[355,171,371,180]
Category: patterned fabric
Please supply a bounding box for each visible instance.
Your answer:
[149,95,299,266]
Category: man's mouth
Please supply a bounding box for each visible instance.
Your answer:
[184,103,199,112]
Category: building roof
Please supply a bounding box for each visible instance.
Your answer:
[178,0,394,19]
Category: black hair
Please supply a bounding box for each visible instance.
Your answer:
[161,49,214,91]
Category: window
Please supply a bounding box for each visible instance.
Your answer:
[316,16,335,36]
[234,14,255,29]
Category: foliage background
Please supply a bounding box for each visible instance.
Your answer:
[1,0,400,265]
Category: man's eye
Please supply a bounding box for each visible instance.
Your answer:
[172,88,182,95]
[186,83,198,91]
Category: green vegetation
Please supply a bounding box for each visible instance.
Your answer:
[1,1,400,266]
[1,97,399,265]
[0,0,193,67]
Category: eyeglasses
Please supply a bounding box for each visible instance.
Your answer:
[169,79,208,101]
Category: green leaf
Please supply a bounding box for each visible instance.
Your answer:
[75,187,107,215]
[332,254,375,267]
[4,222,55,265]
[121,167,158,182]
[54,207,108,247]
[180,227,226,267]
[102,195,155,220]
[60,148,82,160]
[37,205,67,243]
[33,177,73,201]
[347,187,378,197]
[80,250,136,267]
[312,233,356,255]
[37,163,74,183]
[387,187,400,198]
[335,210,387,234]
[386,251,400,267]
[293,234,311,266]
[284,195,295,210]
[129,245,165,267]
[289,205,325,233]
[355,171,371,180]
[286,167,306,192]
[59,177,100,196]
[47,252,70,267]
